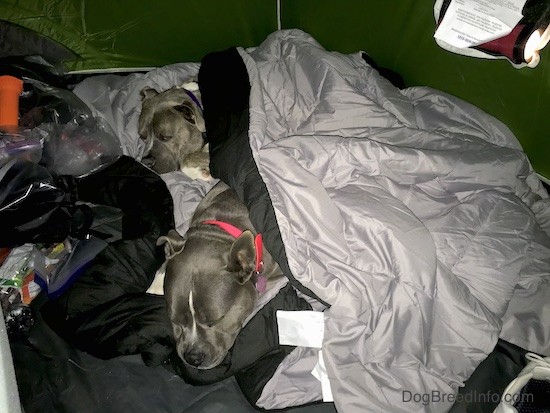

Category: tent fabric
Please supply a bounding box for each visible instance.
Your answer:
[0,1,277,72]
[0,20,77,62]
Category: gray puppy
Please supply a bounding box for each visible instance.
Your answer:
[156,182,284,369]
[138,84,211,178]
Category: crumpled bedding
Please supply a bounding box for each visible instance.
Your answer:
[70,29,550,413]
[236,30,550,412]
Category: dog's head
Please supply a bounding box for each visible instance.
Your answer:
[138,86,206,174]
[158,229,259,369]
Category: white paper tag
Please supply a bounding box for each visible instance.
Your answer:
[276,310,325,348]
[311,350,334,402]
[434,0,526,48]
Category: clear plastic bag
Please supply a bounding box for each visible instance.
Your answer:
[1,77,123,176]
[19,77,94,127]
[33,120,123,176]
[0,129,42,166]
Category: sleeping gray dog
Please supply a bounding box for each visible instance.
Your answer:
[138,83,211,178]
[156,182,284,369]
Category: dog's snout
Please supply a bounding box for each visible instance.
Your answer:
[184,350,205,367]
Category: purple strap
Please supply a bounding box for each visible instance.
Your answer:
[184,88,203,112]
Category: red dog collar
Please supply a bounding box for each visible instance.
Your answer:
[202,220,266,293]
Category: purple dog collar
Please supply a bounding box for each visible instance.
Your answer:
[184,88,203,112]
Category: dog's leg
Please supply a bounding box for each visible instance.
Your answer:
[146,262,166,295]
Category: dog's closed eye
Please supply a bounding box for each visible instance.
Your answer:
[205,314,225,328]
[158,133,171,142]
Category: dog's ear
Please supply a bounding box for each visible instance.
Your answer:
[138,90,158,138]
[227,230,256,284]
[140,87,159,101]
[157,229,186,259]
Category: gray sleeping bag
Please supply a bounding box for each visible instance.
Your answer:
[237,29,550,412]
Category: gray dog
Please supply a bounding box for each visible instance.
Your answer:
[156,182,284,369]
[138,83,211,178]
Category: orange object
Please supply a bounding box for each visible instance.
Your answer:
[0,75,23,128]
[21,271,36,304]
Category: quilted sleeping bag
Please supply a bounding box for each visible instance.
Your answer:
[198,29,550,412]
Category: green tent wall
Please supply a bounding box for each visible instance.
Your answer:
[1,0,549,178]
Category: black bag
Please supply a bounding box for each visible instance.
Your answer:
[0,160,93,247]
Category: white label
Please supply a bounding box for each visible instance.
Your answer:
[435,0,526,48]
[311,350,334,402]
[276,310,325,348]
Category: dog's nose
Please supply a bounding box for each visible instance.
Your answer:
[183,350,205,367]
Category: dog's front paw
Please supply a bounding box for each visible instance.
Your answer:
[180,151,212,181]
[180,165,213,181]
[201,170,214,182]
[147,264,166,295]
